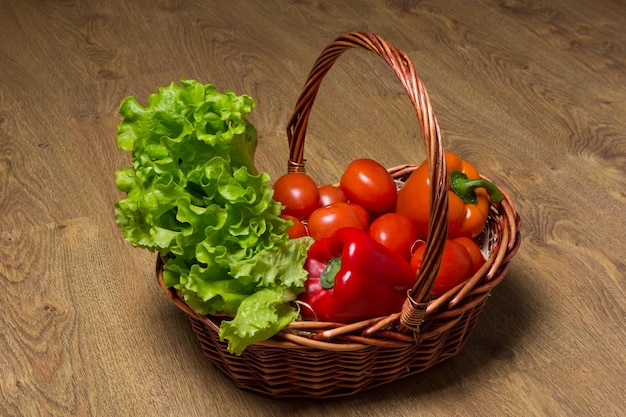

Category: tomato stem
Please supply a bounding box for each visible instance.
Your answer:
[450,171,503,204]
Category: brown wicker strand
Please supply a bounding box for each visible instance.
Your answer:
[362,312,402,336]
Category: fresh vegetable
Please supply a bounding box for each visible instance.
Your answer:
[299,227,415,323]
[318,184,347,207]
[409,237,484,296]
[272,172,320,220]
[396,151,503,239]
[368,212,419,260]
[307,202,366,240]
[281,214,308,239]
[348,202,370,229]
[340,158,397,214]
[454,236,486,275]
[114,79,313,355]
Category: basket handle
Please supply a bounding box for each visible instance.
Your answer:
[286,32,449,332]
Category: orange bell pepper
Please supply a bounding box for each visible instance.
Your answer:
[396,151,503,239]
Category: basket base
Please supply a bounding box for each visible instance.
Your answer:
[186,296,487,399]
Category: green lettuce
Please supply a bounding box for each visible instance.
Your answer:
[114,79,312,354]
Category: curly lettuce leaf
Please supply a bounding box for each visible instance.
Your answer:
[114,79,267,259]
[229,235,313,289]
[219,287,299,356]
[114,79,311,354]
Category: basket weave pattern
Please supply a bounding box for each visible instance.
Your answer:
[156,32,521,399]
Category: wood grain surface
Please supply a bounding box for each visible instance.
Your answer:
[1,0,624,416]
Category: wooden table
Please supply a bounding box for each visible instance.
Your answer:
[1,0,624,415]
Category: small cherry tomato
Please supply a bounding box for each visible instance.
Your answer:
[453,237,485,275]
[280,214,308,239]
[348,202,370,229]
[307,202,365,240]
[410,239,473,297]
[318,184,347,207]
[272,172,320,219]
[368,213,419,260]
[340,159,397,214]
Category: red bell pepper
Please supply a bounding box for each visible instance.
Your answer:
[299,227,415,323]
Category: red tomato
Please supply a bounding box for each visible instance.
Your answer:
[280,214,308,239]
[272,172,319,219]
[318,184,347,207]
[340,159,397,214]
[453,237,485,275]
[410,239,473,297]
[307,202,365,240]
[368,213,419,260]
[348,202,370,229]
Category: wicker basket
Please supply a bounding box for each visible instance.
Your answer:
[156,31,521,399]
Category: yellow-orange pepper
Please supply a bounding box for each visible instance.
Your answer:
[396,151,503,239]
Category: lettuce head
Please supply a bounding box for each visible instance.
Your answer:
[114,79,312,354]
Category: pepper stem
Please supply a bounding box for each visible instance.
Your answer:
[450,171,503,204]
[320,257,342,289]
